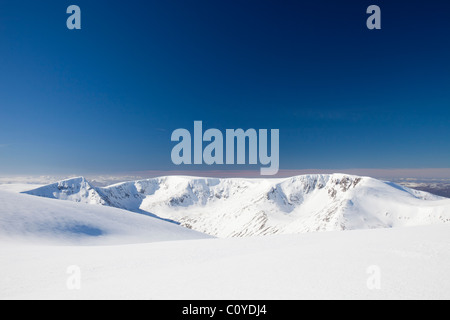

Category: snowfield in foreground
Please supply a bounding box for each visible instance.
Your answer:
[1,225,450,300]
[0,184,209,245]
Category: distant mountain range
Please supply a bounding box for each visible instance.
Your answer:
[24,174,450,237]
[398,181,450,199]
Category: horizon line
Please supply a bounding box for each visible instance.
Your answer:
[2,168,450,185]
[120,168,450,180]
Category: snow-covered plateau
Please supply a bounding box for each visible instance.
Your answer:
[0,174,450,300]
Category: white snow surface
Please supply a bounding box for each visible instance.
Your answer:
[24,174,450,237]
[1,181,450,299]
[1,225,450,299]
[0,184,209,245]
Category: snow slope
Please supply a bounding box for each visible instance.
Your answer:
[0,185,209,245]
[1,182,450,299]
[1,224,450,299]
[25,174,450,237]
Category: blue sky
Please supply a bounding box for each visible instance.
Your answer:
[0,1,450,175]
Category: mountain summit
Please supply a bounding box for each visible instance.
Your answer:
[25,176,105,205]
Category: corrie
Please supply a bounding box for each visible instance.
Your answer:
[171,121,279,175]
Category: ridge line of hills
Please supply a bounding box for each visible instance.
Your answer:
[23,174,450,238]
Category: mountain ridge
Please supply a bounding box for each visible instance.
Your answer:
[24,174,450,237]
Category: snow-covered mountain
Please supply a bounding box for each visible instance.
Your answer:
[24,174,450,238]
[24,177,106,205]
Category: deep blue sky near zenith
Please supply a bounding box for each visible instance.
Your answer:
[0,1,449,175]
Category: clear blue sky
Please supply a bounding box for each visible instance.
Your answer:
[0,0,449,175]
